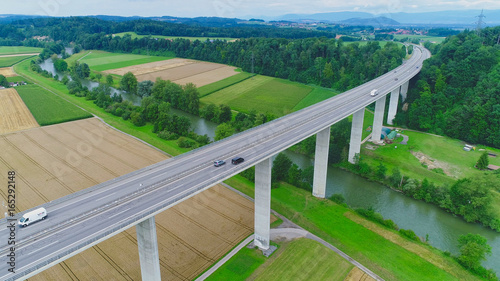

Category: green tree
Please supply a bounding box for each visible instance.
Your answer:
[476,151,489,170]
[137,80,154,97]
[95,73,102,83]
[120,72,138,94]
[218,104,232,123]
[272,153,292,183]
[375,163,387,180]
[106,74,114,86]
[214,123,234,141]
[0,75,9,88]
[389,167,402,189]
[457,234,492,270]
[449,176,493,222]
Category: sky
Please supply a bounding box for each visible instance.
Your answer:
[0,0,499,19]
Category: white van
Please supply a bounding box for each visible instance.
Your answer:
[18,207,47,227]
[370,89,379,96]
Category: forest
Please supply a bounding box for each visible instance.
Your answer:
[396,27,500,148]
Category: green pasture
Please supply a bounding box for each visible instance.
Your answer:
[201,75,313,116]
[0,46,42,55]
[224,176,483,281]
[65,50,174,72]
[207,238,353,281]
[205,243,267,281]
[114,31,237,42]
[253,239,353,281]
[393,34,446,43]
[198,72,254,97]
[292,87,339,111]
[0,55,36,67]
[362,129,500,185]
[16,84,92,126]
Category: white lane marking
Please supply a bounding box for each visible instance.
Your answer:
[30,240,59,255]
[95,192,117,201]
[109,208,131,219]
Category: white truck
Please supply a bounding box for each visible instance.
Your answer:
[18,207,47,227]
[370,89,379,96]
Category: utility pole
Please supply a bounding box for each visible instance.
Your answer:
[497,34,500,45]
[475,9,486,36]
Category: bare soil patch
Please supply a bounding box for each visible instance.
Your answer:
[344,267,375,281]
[0,67,16,77]
[0,118,257,281]
[0,53,39,58]
[0,88,39,134]
[411,151,453,176]
[104,58,238,87]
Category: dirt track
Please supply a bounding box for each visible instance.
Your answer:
[0,118,258,280]
[103,58,238,87]
[0,88,39,134]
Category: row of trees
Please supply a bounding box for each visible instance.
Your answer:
[396,27,500,148]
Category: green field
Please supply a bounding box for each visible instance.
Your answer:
[198,72,254,97]
[292,87,339,111]
[0,46,42,55]
[207,239,353,281]
[65,50,174,72]
[205,242,267,281]
[6,76,31,84]
[393,34,446,43]
[361,130,500,185]
[201,75,313,116]
[114,32,237,42]
[225,177,483,281]
[254,239,353,280]
[0,55,37,67]
[15,84,93,126]
[14,60,189,156]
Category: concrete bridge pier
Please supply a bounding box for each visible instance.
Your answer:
[400,81,409,101]
[254,157,272,250]
[313,127,331,198]
[136,217,162,281]
[387,88,400,125]
[371,95,387,144]
[348,108,365,164]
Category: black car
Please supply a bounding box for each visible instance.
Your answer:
[231,157,244,165]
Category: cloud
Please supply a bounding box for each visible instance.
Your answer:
[2,0,500,18]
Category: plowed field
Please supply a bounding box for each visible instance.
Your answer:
[0,67,16,77]
[104,58,238,87]
[0,88,39,134]
[0,118,259,280]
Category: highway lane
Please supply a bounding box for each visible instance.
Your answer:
[0,45,430,280]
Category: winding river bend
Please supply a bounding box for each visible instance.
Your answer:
[39,59,499,273]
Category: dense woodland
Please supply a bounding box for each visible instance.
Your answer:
[396,27,500,148]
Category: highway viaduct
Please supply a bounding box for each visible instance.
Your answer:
[0,45,430,281]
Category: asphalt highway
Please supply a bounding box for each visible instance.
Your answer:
[0,45,430,280]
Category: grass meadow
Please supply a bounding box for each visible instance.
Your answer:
[0,46,42,55]
[0,55,37,67]
[224,176,483,281]
[114,32,237,42]
[16,84,93,126]
[65,50,174,72]
[393,34,446,43]
[201,75,313,116]
[207,238,353,281]
[198,72,254,97]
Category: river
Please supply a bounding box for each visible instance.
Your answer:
[39,58,500,273]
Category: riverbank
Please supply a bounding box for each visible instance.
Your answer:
[224,176,486,280]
